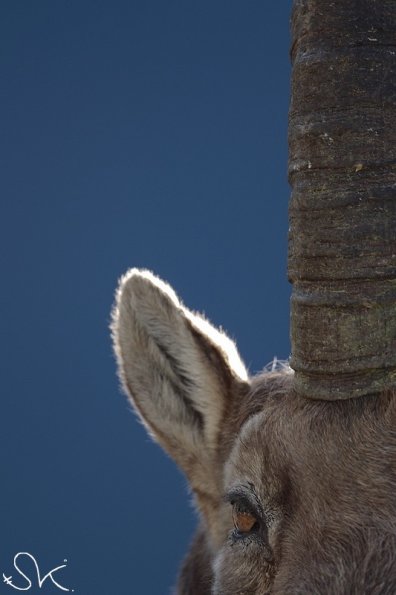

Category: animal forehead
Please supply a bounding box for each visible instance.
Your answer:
[225,402,342,501]
[226,378,306,480]
[225,388,396,506]
[224,410,288,501]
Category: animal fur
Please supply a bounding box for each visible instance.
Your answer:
[112,269,396,594]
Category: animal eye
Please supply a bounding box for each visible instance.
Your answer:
[227,490,274,562]
[232,501,259,535]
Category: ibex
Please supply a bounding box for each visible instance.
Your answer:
[112,269,396,594]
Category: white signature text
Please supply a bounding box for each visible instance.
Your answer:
[3,552,73,591]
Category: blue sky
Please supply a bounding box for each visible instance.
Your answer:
[2,2,291,592]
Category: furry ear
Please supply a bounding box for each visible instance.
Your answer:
[111,269,248,491]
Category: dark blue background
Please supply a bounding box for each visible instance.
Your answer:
[1,2,291,593]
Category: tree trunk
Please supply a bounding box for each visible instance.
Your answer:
[288,0,396,400]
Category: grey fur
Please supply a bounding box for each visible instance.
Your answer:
[112,269,396,594]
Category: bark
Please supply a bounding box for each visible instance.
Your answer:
[288,0,396,400]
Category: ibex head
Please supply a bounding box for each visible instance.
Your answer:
[112,269,396,594]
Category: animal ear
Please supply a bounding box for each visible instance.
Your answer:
[111,269,248,490]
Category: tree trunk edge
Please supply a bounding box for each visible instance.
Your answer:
[288,0,396,400]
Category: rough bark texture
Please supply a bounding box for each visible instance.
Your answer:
[288,0,396,400]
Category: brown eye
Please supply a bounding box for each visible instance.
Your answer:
[232,504,258,534]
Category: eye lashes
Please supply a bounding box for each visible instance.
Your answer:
[225,484,263,519]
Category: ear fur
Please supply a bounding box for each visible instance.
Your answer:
[111,269,248,487]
